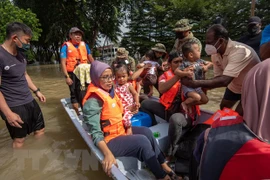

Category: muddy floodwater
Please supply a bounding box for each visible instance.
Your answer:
[0,64,225,180]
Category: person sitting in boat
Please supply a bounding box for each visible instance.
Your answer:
[179,40,212,114]
[139,43,168,99]
[82,60,180,180]
[114,63,140,131]
[140,51,194,159]
[137,50,160,97]
[111,49,141,95]
[194,59,270,180]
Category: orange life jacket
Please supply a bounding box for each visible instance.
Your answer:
[131,80,137,91]
[200,108,270,180]
[63,41,88,72]
[82,84,126,143]
[203,107,238,125]
[159,69,181,110]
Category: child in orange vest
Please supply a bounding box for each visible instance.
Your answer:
[114,63,140,128]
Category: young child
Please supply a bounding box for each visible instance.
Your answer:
[137,50,160,97]
[114,63,140,128]
[180,40,213,113]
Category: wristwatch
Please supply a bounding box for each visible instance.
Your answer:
[33,88,40,94]
[64,74,70,78]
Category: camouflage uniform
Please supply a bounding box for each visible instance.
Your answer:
[172,19,202,55]
[140,43,167,65]
[111,47,136,72]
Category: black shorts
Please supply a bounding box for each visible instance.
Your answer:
[223,88,241,101]
[0,99,45,139]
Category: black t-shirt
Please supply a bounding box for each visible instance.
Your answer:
[0,46,33,107]
[238,31,262,57]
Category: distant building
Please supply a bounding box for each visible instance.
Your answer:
[97,44,118,62]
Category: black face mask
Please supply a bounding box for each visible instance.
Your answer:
[175,32,185,39]
[247,26,260,35]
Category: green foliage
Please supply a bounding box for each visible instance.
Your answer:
[92,49,101,57]
[75,0,125,47]
[8,0,270,62]
[121,0,270,57]
[121,0,175,55]
[25,50,36,63]
[14,0,126,62]
[257,0,270,28]
[0,0,41,43]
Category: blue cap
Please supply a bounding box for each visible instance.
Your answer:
[261,25,270,46]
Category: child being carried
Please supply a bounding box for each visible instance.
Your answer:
[137,50,160,97]
[179,40,213,113]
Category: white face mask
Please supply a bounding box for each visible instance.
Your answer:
[205,38,222,55]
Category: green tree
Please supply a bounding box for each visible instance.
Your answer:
[14,0,82,63]
[75,0,125,48]
[122,0,270,58]
[14,0,127,62]
[256,0,270,27]
[122,0,175,56]
[0,0,41,43]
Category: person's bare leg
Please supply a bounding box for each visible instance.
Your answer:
[13,138,25,148]
[136,82,142,94]
[235,101,243,116]
[161,162,182,180]
[158,175,171,180]
[161,162,173,173]
[182,91,201,113]
[199,92,209,105]
[219,99,237,110]
[148,85,154,97]
[72,103,80,115]
[34,128,45,137]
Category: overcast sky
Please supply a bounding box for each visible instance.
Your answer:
[98,23,129,46]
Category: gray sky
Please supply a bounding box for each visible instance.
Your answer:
[98,23,129,46]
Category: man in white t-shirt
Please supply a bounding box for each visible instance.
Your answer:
[179,24,260,115]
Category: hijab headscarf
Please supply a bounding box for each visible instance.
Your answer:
[90,60,114,97]
[242,60,270,142]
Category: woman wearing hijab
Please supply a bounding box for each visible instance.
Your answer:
[82,60,179,180]
[193,60,270,180]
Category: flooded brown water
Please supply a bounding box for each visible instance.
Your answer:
[0,64,110,180]
[0,64,225,180]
